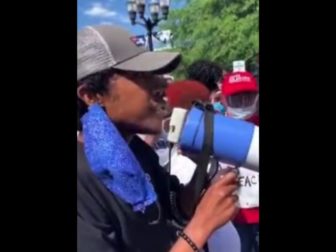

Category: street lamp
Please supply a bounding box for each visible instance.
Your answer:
[127,1,137,25]
[127,0,170,51]
[160,0,170,20]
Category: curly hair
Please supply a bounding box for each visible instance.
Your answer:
[77,68,116,130]
[187,60,223,92]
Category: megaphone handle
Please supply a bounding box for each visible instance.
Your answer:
[190,106,214,212]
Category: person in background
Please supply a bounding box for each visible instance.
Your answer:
[165,80,210,110]
[187,60,226,114]
[222,71,259,123]
[77,25,238,252]
[221,71,259,252]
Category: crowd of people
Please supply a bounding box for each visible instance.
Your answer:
[77,25,259,252]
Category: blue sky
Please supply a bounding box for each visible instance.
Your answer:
[78,0,186,36]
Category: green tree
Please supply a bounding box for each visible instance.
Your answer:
[161,0,259,79]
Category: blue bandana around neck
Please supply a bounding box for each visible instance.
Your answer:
[81,104,157,212]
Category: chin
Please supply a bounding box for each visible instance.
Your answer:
[138,127,161,135]
[139,120,162,135]
[117,121,160,136]
[124,118,163,135]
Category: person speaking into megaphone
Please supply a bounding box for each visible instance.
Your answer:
[77,25,238,252]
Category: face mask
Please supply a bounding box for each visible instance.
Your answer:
[213,102,226,113]
[227,95,258,120]
[226,105,257,120]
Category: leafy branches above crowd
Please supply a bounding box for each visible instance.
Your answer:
[161,0,259,78]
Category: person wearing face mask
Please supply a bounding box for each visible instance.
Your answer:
[221,71,259,122]
[221,71,259,252]
[187,60,226,114]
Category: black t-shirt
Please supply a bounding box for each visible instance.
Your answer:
[77,136,182,252]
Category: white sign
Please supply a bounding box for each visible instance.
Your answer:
[236,167,259,208]
[233,60,246,72]
[155,30,173,43]
[219,163,259,209]
[153,30,173,51]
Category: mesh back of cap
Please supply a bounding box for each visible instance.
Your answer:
[77,27,115,81]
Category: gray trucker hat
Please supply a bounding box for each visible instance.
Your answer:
[78,25,181,81]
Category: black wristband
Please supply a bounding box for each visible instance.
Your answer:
[176,230,200,252]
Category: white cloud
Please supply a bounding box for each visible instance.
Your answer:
[84,3,116,18]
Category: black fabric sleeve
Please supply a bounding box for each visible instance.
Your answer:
[77,216,121,252]
[168,173,183,193]
[165,173,190,226]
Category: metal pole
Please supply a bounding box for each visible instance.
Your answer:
[147,29,154,51]
[146,19,154,51]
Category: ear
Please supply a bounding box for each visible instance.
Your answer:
[77,84,104,106]
[211,91,222,103]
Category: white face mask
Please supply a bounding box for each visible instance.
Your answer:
[227,95,258,120]
[226,104,257,120]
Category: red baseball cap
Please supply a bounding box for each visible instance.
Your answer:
[221,71,258,96]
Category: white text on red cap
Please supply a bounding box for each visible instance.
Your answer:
[229,74,251,84]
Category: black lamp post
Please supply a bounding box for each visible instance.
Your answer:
[127,0,170,51]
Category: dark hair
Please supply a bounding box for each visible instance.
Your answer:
[187,60,223,92]
[77,68,116,130]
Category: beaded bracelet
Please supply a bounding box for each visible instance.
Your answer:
[176,230,200,252]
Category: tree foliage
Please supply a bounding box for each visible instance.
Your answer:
[160,0,259,79]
